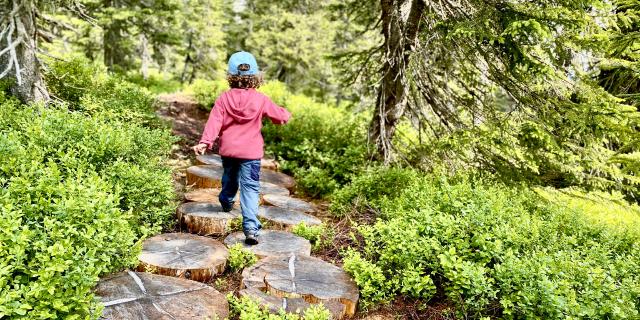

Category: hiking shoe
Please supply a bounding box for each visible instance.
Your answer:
[244,233,259,245]
[221,204,233,212]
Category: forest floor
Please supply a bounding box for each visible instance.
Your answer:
[155,93,453,320]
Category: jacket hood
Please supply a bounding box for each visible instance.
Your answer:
[219,89,263,123]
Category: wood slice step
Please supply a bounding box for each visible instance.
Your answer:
[262,194,316,212]
[196,154,280,170]
[183,182,288,203]
[137,233,228,282]
[96,271,229,320]
[241,254,359,318]
[261,170,296,189]
[177,202,241,235]
[239,286,345,319]
[195,154,224,167]
[258,206,322,230]
[186,166,295,191]
[184,188,221,202]
[260,181,290,196]
[224,230,311,258]
[186,165,223,189]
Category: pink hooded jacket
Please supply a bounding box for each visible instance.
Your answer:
[199,88,291,159]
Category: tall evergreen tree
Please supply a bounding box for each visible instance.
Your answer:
[80,0,181,72]
[337,0,640,197]
[229,0,342,101]
[179,0,226,83]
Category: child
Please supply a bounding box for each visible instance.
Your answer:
[192,51,291,245]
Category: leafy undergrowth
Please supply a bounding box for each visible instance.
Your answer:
[333,167,640,318]
[0,57,177,318]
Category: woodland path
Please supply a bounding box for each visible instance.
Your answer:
[94,93,363,320]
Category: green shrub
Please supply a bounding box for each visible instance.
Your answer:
[45,55,98,104]
[184,78,228,109]
[0,58,176,318]
[329,166,420,216]
[227,294,331,320]
[341,249,393,309]
[228,244,257,272]
[0,103,177,237]
[0,135,139,318]
[259,82,368,197]
[339,167,640,318]
[125,70,182,94]
[45,56,160,126]
[292,223,334,251]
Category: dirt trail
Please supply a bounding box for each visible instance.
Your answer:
[157,93,210,156]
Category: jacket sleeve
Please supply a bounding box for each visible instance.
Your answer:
[262,96,291,125]
[199,100,225,149]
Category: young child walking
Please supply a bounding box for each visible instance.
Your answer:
[192,51,290,245]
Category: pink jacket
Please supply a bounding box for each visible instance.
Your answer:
[199,88,291,159]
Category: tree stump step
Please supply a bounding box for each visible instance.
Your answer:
[224,230,311,258]
[177,202,241,235]
[195,154,224,167]
[137,233,228,282]
[96,271,229,320]
[186,165,223,189]
[196,154,279,170]
[258,206,322,230]
[239,287,345,319]
[241,255,359,318]
[186,165,295,191]
[261,170,296,189]
[262,194,316,212]
[261,181,290,196]
[183,182,288,203]
[184,188,222,203]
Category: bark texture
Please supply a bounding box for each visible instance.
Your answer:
[0,0,49,103]
[369,0,425,163]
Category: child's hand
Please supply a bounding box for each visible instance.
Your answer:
[192,143,208,155]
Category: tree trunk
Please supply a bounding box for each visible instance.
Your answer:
[369,0,425,163]
[139,33,150,80]
[103,23,120,71]
[0,0,49,103]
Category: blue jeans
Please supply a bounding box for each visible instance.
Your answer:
[219,157,262,236]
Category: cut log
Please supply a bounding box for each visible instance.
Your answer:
[186,165,223,189]
[187,166,294,191]
[241,255,359,318]
[195,154,223,167]
[224,230,311,258]
[196,154,279,170]
[177,202,241,235]
[260,181,290,196]
[96,271,229,320]
[183,183,288,204]
[262,194,316,213]
[239,287,345,319]
[137,233,228,282]
[261,170,296,189]
[258,206,322,230]
[184,188,221,203]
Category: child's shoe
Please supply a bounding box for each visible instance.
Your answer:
[221,202,234,212]
[244,232,259,245]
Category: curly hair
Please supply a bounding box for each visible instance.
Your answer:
[227,64,263,89]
